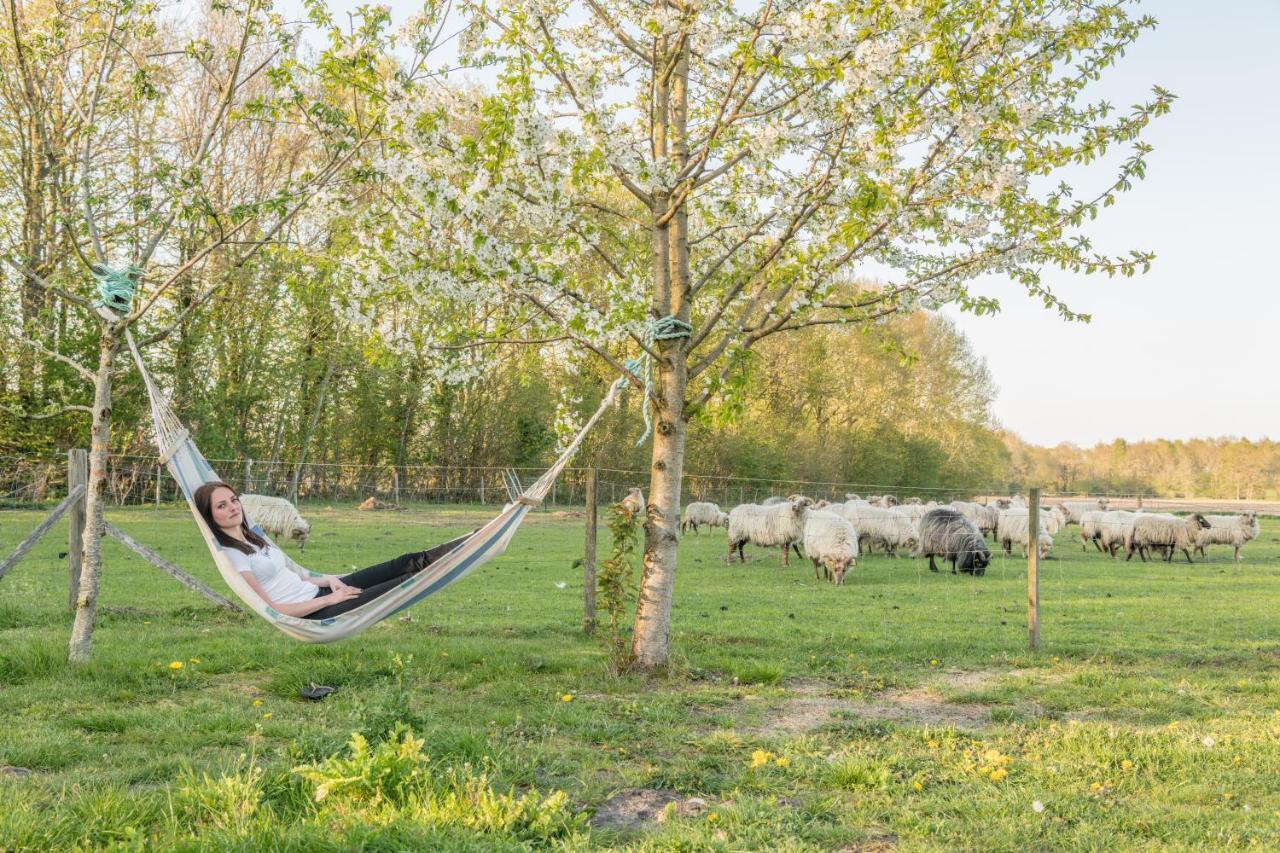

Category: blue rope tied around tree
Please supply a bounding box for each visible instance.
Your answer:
[614,315,692,447]
[92,263,143,315]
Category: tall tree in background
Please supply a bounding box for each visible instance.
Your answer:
[362,0,1171,668]
[0,0,380,661]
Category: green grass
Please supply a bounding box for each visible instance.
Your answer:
[1,502,1278,850]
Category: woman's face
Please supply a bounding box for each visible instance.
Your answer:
[208,487,243,531]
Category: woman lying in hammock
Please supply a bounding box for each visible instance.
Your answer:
[193,482,461,620]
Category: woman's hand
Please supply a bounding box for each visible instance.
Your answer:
[325,585,362,604]
[325,575,358,593]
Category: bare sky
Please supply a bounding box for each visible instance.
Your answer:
[290,0,1280,448]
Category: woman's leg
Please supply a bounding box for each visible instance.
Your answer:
[339,533,474,588]
[304,574,414,620]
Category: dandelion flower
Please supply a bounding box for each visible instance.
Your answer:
[251,699,264,707]
[930,659,938,667]
[750,749,772,769]
[989,768,1008,782]
[561,693,574,702]
[1032,800,1045,813]
[1203,736,1216,748]
[708,812,718,822]
[913,781,923,792]
[188,658,200,664]
[774,756,790,768]
[168,661,183,670]
[1121,759,1133,771]
[262,712,272,720]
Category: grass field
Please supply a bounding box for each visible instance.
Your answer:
[1,502,1278,850]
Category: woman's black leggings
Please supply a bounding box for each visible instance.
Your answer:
[303,534,471,620]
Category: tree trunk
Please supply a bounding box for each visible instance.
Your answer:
[68,327,118,663]
[630,347,687,669]
[630,30,690,670]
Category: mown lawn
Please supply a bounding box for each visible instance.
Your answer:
[1,502,1277,850]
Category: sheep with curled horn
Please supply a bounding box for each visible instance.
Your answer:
[619,487,645,518]
[913,508,991,575]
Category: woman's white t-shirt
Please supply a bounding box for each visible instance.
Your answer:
[222,541,319,605]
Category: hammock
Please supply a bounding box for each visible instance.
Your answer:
[124,330,625,643]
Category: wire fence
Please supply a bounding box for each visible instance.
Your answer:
[4,451,1280,518]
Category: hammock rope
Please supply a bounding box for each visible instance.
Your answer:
[92,263,142,315]
[625,314,692,446]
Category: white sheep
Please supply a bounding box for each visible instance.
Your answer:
[830,502,918,557]
[1194,513,1260,562]
[1097,510,1140,558]
[1125,513,1210,563]
[803,510,859,584]
[1079,510,1107,552]
[681,501,727,534]
[240,494,311,549]
[996,507,1052,559]
[1057,498,1111,525]
[619,487,645,518]
[727,496,814,566]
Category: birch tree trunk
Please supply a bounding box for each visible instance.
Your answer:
[68,325,118,663]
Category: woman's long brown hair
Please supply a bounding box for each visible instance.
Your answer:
[193,481,269,556]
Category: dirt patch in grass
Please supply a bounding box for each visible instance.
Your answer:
[589,789,710,830]
[753,674,1006,735]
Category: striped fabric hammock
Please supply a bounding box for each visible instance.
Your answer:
[124,331,625,643]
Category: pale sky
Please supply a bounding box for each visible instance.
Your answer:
[289,0,1280,448]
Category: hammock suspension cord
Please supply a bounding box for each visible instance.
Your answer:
[622,315,692,446]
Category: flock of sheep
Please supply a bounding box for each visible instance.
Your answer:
[680,493,1263,585]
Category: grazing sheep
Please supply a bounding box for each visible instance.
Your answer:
[1194,513,1260,562]
[1125,513,1211,563]
[1079,510,1107,552]
[762,496,786,506]
[977,504,1001,539]
[876,494,900,508]
[727,496,814,566]
[904,497,923,505]
[803,510,859,585]
[1058,498,1111,525]
[681,501,727,534]
[996,508,1053,559]
[830,502,918,556]
[619,487,645,518]
[913,508,991,575]
[1097,510,1140,558]
[897,503,931,526]
[845,493,862,501]
[240,494,311,549]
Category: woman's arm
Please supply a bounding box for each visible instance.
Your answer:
[238,571,359,617]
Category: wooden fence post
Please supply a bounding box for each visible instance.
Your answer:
[393,469,401,505]
[1028,486,1041,651]
[67,450,87,609]
[583,467,597,633]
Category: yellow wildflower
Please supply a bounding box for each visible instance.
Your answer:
[750,749,772,769]
[1121,759,1133,771]
[560,693,574,702]
[774,756,789,768]
[989,768,1008,782]
[913,781,923,792]
[188,658,200,664]
[168,661,183,670]
[261,712,272,720]
[930,659,938,667]
[707,813,718,822]
[251,699,263,707]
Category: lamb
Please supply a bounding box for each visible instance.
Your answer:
[1057,498,1111,525]
[830,502,918,557]
[1124,513,1211,563]
[1079,510,1107,552]
[727,496,814,566]
[1194,513,1260,562]
[681,501,728,534]
[802,510,859,584]
[1097,510,1140,558]
[239,494,311,549]
[996,507,1053,559]
[913,508,991,575]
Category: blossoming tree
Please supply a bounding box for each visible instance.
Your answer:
[366,0,1171,668]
